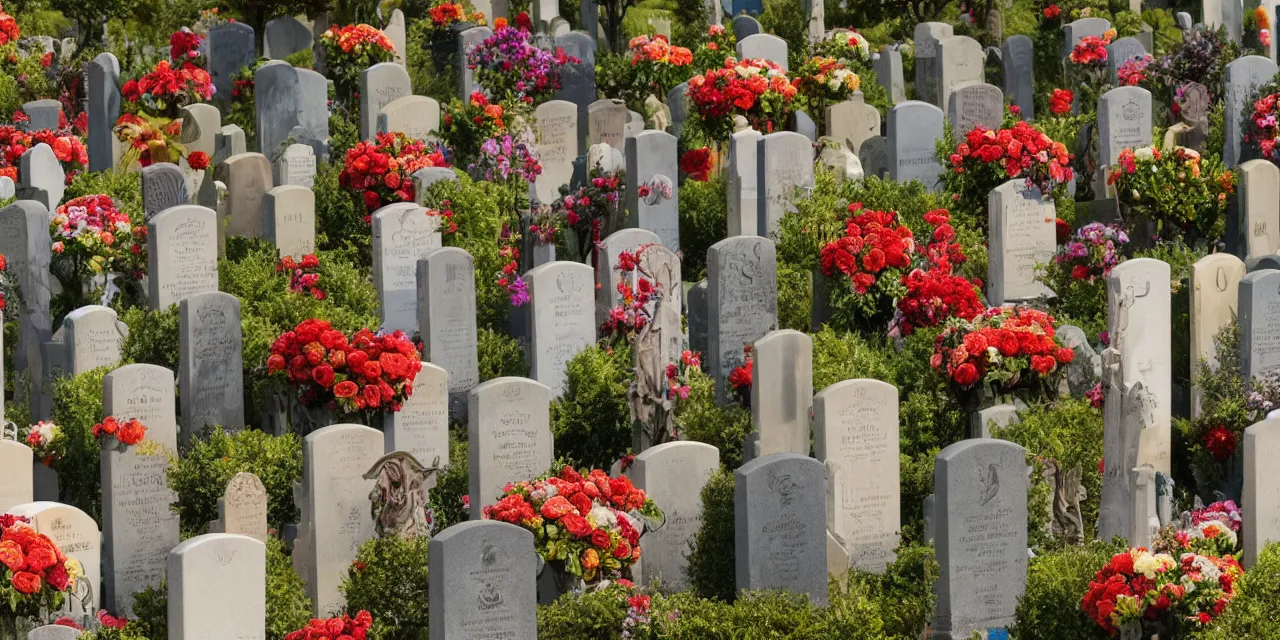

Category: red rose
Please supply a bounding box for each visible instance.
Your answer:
[45,562,68,590]
[362,360,383,380]
[560,513,591,537]
[24,539,57,572]
[953,362,979,386]
[612,539,632,559]
[1030,355,1056,374]
[540,496,575,520]
[569,492,593,517]
[186,151,210,170]
[590,529,612,549]
[363,190,381,211]
[362,384,382,407]
[267,353,286,373]
[0,540,23,571]
[1071,264,1090,280]
[346,349,369,371]
[11,570,40,594]
[1055,347,1075,364]
[312,363,336,388]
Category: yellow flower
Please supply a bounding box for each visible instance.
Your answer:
[65,558,83,587]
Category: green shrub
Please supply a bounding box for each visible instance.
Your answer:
[537,582,631,639]
[675,369,751,471]
[65,169,144,220]
[49,366,111,521]
[685,468,735,601]
[551,344,633,470]
[1010,541,1121,640]
[119,305,182,371]
[166,427,303,536]
[678,175,728,282]
[266,536,313,640]
[422,174,515,331]
[131,583,167,640]
[314,162,371,265]
[759,0,807,71]
[1197,542,1280,639]
[477,326,528,381]
[427,434,470,532]
[341,535,431,639]
[406,17,457,102]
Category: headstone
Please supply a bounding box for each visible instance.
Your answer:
[103,362,178,448]
[987,181,1056,305]
[625,110,644,138]
[147,205,218,309]
[593,228,661,327]
[0,201,53,415]
[734,453,827,604]
[275,143,317,188]
[1239,159,1280,259]
[6,502,101,613]
[946,82,1003,135]
[20,99,61,132]
[625,131,680,250]
[888,101,944,190]
[213,125,247,166]
[0,176,13,199]
[63,305,125,373]
[264,16,312,60]
[1106,258,1173,475]
[216,472,268,541]
[735,33,789,70]
[873,46,906,104]
[178,292,245,440]
[630,442,718,590]
[418,247,480,415]
[708,236,778,404]
[0,440,33,511]
[18,144,64,208]
[751,330,812,456]
[913,22,953,105]
[756,132,813,239]
[386,9,407,65]
[142,163,191,219]
[971,403,1019,439]
[668,82,688,137]
[1176,11,1193,30]
[553,32,595,156]
[932,440,1028,639]
[215,152,273,238]
[533,100,577,205]
[588,99,628,150]
[732,15,762,38]
[688,280,708,356]
[412,167,459,197]
[254,65,329,162]
[377,95,441,142]
[458,27,494,100]
[1001,35,1034,120]
[936,36,984,111]
[1062,18,1112,57]
[1097,86,1153,169]
[360,63,412,142]
[728,128,764,237]
[167,534,266,640]
[526,261,595,396]
[859,136,889,179]
[88,53,121,172]
[1240,269,1280,383]
[1106,37,1148,84]
[429,521,538,639]
[263,185,316,259]
[373,203,441,333]
[27,626,79,640]
[208,23,256,108]
[1243,419,1280,567]
[826,94,879,159]
[813,379,900,572]
[297,424,383,615]
[384,362,449,468]
[467,377,554,518]
[1190,254,1246,417]
[1225,56,1278,166]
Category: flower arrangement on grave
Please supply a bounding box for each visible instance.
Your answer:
[679,147,712,181]
[92,416,147,451]
[466,26,580,107]
[422,0,487,69]
[113,30,214,170]
[1244,84,1280,166]
[813,30,872,66]
[931,306,1074,404]
[527,208,559,247]
[120,59,214,119]
[1188,499,1242,534]
[0,125,88,185]
[278,254,326,300]
[320,24,396,105]
[1107,145,1235,244]
[548,170,625,263]
[791,56,860,133]
[223,59,265,145]
[0,254,13,313]
[0,3,17,46]
[1081,547,1241,638]
[893,209,984,336]
[1153,518,1240,558]
[493,224,528,307]
[1037,221,1128,336]
[727,346,753,408]
[1147,27,1233,105]
[690,24,736,74]
[0,513,84,620]
[685,57,798,142]
[283,610,373,640]
[48,194,147,309]
[266,319,424,415]
[818,203,916,331]
[482,465,663,586]
[621,34,694,110]
[23,421,64,467]
[1246,6,1272,51]
[191,7,234,35]
[339,131,451,215]
[468,132,542,201]
[441,91,512,168]
[168,28,204,67]
[938,114,1074,229]
[1063,29,1114,117]
[1048,88,1075,115]
[1116,54,1154,87]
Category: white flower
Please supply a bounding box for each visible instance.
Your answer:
[1133,551,1174,579]
[587,505,617,529]
[849,32,870,58]
[1134,146,1156,161]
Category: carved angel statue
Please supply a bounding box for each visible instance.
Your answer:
[364,452,441,539]
[1042,459,1086,545]
[643,94,671,132]
[628,297,678,449]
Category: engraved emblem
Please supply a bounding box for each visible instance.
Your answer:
[1120,98,1141,121]
[477,582,503,610]
[767,469,804,508]
[979,463,1000,506]
[556,268,584,294]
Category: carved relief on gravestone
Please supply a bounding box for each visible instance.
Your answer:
[364,451,441,539]
[1042,459,1085,545]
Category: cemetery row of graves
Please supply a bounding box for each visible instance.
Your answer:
[6,0,1280,637]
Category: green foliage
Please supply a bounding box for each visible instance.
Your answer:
[12,0,73,37]
[759,0,808,71]
[675,369,752,470]
[477,326,529,381]
[551,344,634,470]
[131,583,167,640]
[267,536,313,640]
[52,0,141,46]
[1010,541,1122,640]
[427,434,470,532]
[341,535,431,638]
[424,173,516,331]
[684,468,735,601]
[537,582,630,638]
[65,169,144,220]
[777,262,812,332]
[1197,543,1280,639]
[678,175,728,281]
[120,305,181,371]
[166,427,303,536]
[50,366,111,521]
[1142,9,1183,56]
[406,17,458,102]
[620,0,674,41]
[314,162,372,266]
[670,0,708,48]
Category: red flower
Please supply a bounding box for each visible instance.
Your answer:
[1202,425,1237,461]
[1049,88,1074,115]
[1071,264,1091,280]
[560,513,591,537]
[680,147,713,181]
[11,570,40,594]
[953,362,979,386]
[187,151,209,170]
[589,528,612,549]
[1043,4,1061,19]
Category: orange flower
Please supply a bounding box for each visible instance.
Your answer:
[11,571,40,594]
[0,540,23,571]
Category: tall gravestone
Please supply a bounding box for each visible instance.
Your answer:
[208,23,256,109]
[913,22,953,105]
[384,362,449,468]
[386,9,407,64]
[1062,17,1111,57]
[458,27,494,100]
[179,291,245,440]
[18,144,65,208]
[264,185,317,259]
[1239,269,1280,383]
[552,32,595,156]
[728,128,764,237]
[526,261,596,396]
[814,379,900,572]
[418,247,480,414]
[988,181,1055,305]
[873,46,906,104]
[467,377,553,518]
[1225,56,1278,167]
[1190,254,1245,417]
[429,521,537,640]
[147,205,219,309]
[826,94,879,157]
[1001,35,1034,120]
[935,36,984,110]
[752,330,813,457]
[1107,258,1172,475]
[373,203,442,333]
[688,280,709,356]
[142,163,192,220]
[0,440,33,511]
[756,131,814,239]
[888,101,944,190]
[1238,160,1280,260]
[360,63,413,142]
[533,100,577,205]
[708,236,778,404]
[377,95,441,142]
[630,441,719,591]
[1243,419,1280,567]
[297,424,383,615]
[254,64,329,162]
[216,152,273,238]
[1097,86,1153,170]
[0,201,53,415]
[933,439,1028,639]
[264,16,313,59]
[734,453,828,604]
[168,534,266,640]
[275,144,317,188]
[625,131,680,250]
[88,53,121,172]
[736,33,789,70]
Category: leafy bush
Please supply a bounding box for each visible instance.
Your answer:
[1010,541,1122,640]
[537,582,631,638]
[684,468,735,601]
[120,305,181,371]
[675,369,751,471]
[406,16,457,101]
[314,162,371,265]
[131,582,167,640]
[427,434,470,532]
[678,175,727,282]
[266,536,313,640]
[341,535,431,640]
[477,326,528,381]
[422,173,516,331]
[1196,542,1280,639]
[551,344,633,470]
[758,0,807,71]
[49,366,111,521]
[166,427,303,536]
[64,169,144,220]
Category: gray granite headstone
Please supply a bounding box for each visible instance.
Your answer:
[215,152,273,238]
[458,27,494,100]
[27,626,80,640]
[18,144,64,208]
[429,520,537,639]
[734,453,828,604]
[688,279,708,356]
[275,143,316,188]
[732,15,761,38]
[418,247,480,415]
[1001,35,1034,120]
[255,65,329,162]
[208,22,256,108]
[142,163,191,220]
[756,131,813,238]
[826,94,879,158]
[913,22,953,105]
[936,36,984,110]
[668,82,688,137]
[213,124,247,166]
[987,180,1055,305]
[265,16,313,60]
[178,291,245,441]
[373,203,441,332]
[1239,269,1280,383]
[588,99,628,150]
[1225,56,1278,167]
[971,403,1019,439]
[0,200,53,415]
[384,361,449,468]
[360,62,412,141]
[873,46,905,104]
[377,95,441,142]
[0,441,33,512]
[888,101,943,190]
[21,99,62,132]
[1097,86,1153,168]
[263,185,316,259]
[526,261,596,396]
[147,205,219,309]
[467,377,554,518]
[553,32,595,156]
[631,441,719,591]
[625,130,680,251]
[751,330,813,456]
[859,136,889,179]
[213,471,268,541]
[88,53,122,172]
[947,82,1003,135]
[708,236,778,404]
[1062,17,1111,57]
[1106,37,1148,85]
[168,534,266,638]
[63,305,126,374]
[736,33,788,70]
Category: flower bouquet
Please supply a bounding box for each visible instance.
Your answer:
[1153,518,1240,558]
[812,31,871,67]
[114,30,214,170]
[0,125,88,185]
[91,416,147,452]
[939,118,1073,228]
[441,92,511,168]
[818,203,915,332]
[727,347,753,408]
[1065,30,1114,114]
[284,610,373,640]
[482,465,663,590]
[1081,547,1241,638]
[549,171,625,263]
[339,132,451,214]
[49,195,147,310]
[624,35,694,110]
[690,24,736,73]
[1108,145,1234,244]
[0,514,84,627]
[266,319,424,419]
[120,59,213,119]
[278,254,325,300]
[1038,222,1128,335]
[893,209,984,336]
[1244,85,1280,166]
[320,24,395,104]
[686,57,798,142]
[930,306,1074,405]
[22,422,63,467]
[791,56,860,133]
[466,26,579,106]
[468,132,542,200]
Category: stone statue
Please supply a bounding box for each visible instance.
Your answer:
[364,452,441,539]
[643,94,671,132]
[1044,459,1086,544]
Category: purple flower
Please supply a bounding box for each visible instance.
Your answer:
[507,276,530,306]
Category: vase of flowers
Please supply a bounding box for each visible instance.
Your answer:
[0,515,84,638]
[685,57,798,142]
[931,307,1076,409]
